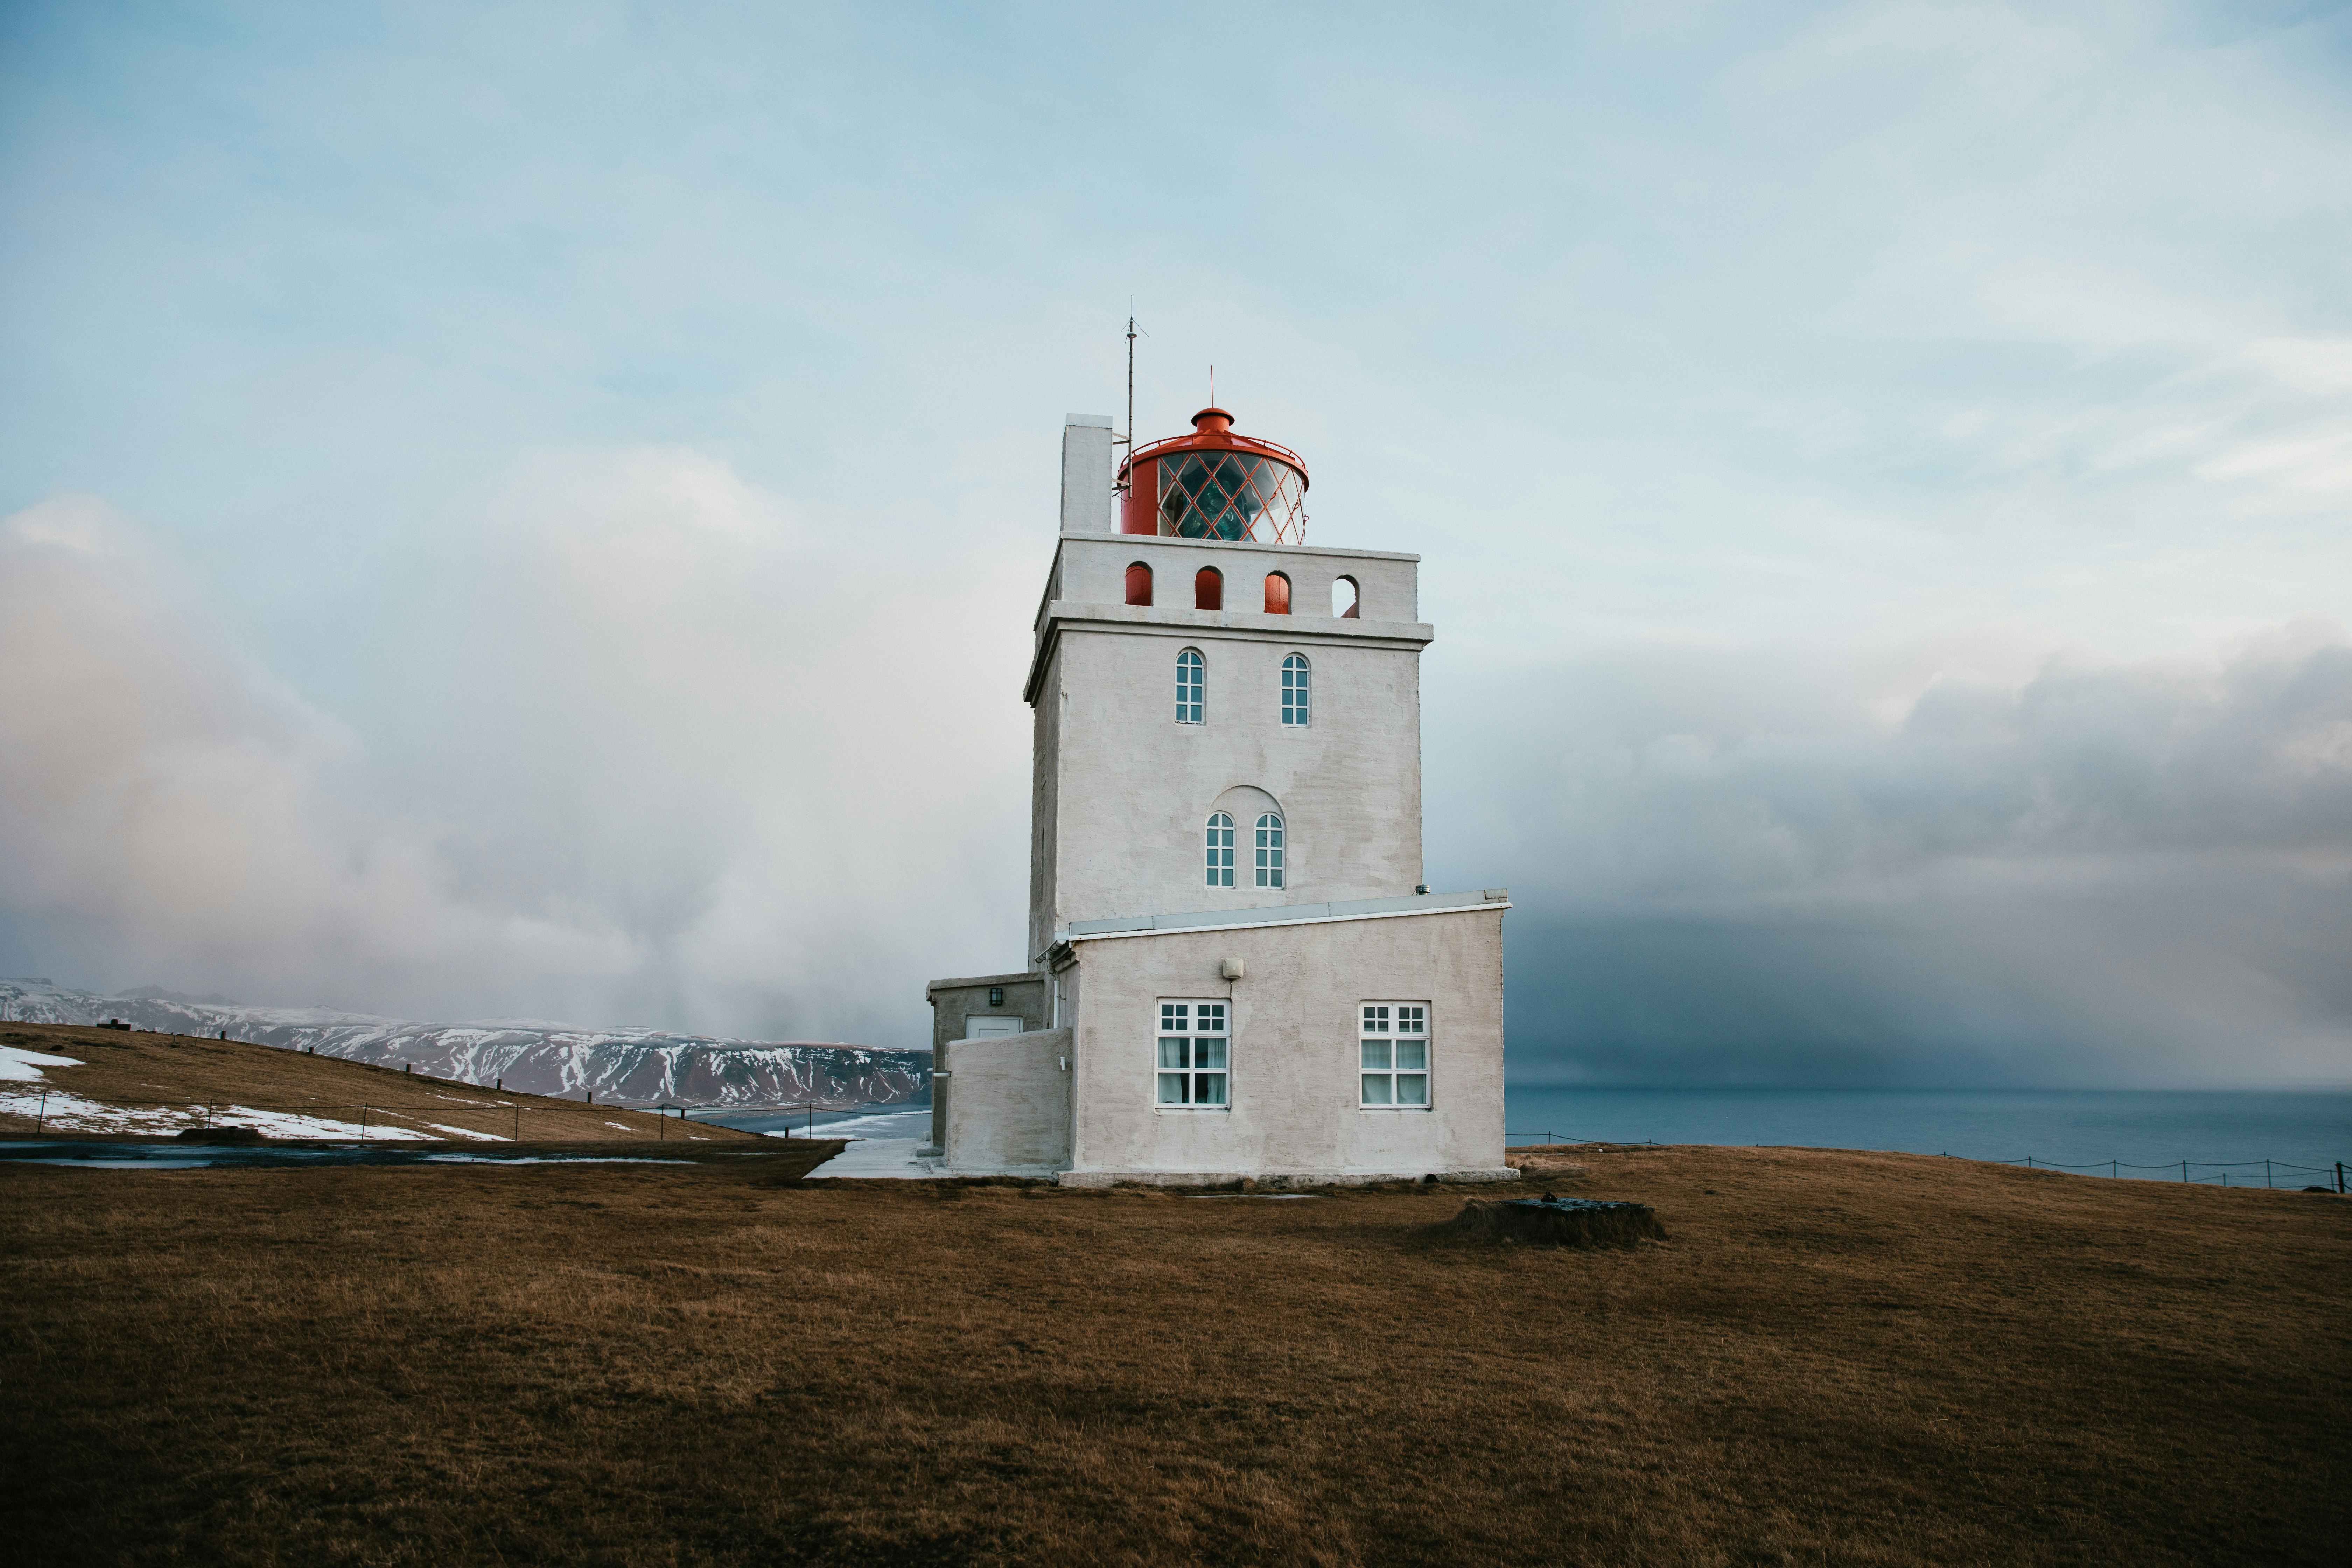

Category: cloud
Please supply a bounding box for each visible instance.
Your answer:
[1432,622,2352,1087]
[0,494,641,1008]
[0,462,1037,1044]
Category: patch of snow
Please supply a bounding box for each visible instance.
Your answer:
[424,1122,507,1142]
[0,1044,83,1081]
[0,1086,441,1142]
[224,1105,436,1141]
[2,1087,196,1136]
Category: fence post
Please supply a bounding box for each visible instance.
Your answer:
[361,1105,369,1142]
[2265,1158,2272,1190]
[2181,1160,2187,1183]
[2111,1160,2117,1179]
[36,1088,47,1134]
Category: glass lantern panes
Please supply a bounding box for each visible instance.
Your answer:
[1361,1003,1429,1107]
[1157,451,1307,543]
[1157,1001,1229,1106]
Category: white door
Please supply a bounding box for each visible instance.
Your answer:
[965,1016,1020,1040]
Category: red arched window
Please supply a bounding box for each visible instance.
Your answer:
[1125,562,1153,607]
[1264,572,1292,615]
[1195,567,1223,612]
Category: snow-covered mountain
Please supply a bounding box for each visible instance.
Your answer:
[0,979,930,1110]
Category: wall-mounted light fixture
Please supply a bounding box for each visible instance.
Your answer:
[988,985,1004,1007]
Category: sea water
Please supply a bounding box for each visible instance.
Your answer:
[687,1094,2352,1187]
[1504,1087,2352,1184]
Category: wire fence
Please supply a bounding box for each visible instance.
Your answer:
[1506,1132,2350,1192]
[10,1092,689,1143]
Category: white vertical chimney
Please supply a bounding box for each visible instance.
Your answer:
[1059,414,1115,533]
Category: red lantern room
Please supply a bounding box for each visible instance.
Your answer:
[1118,407,1309,543]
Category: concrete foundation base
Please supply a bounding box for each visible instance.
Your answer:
[1055,1167,1522,1189]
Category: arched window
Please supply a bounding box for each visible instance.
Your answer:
[1125,562,1153,607]
[1332,575,1359,618]
[1175,649,1204,724]
[1205,812,1236,887]
[1254,813,1285,888]
[1264,572,1291,615]
[1281,654,1310,727]
[1195,566,1223,611]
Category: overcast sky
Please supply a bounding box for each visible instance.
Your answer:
[3,1,2348,1086]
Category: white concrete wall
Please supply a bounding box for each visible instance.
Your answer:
[1046,533,1421,626]
[942,1026,1074,1170]
[1061,909,1508,1182]
[927,973,1047,1151]
[1059,416,1115,533]
[1026,534,1435,959]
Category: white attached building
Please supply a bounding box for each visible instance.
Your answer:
[925,407,1514,1186]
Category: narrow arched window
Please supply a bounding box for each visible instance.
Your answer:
[1195,566,1223,611]
[1253,813,1284,888]
[1126,562,1153,607]
[1205,812,1236,887]
[1264,572,1291,615]
[1281,654,1310,727]
[1332,576,1359,618]
[1175,649,1204,724]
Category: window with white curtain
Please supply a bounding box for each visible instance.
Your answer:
[1360,1003,1429,1107]
[1205,812,1236,887]
[1176,649,1204,724]
[1281,653,1310,726]
[1157,1001,1228,1107]
[1253,813,1284,888]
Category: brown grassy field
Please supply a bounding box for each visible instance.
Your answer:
[0,1022,763,1144]
[4,1138,2345,1567]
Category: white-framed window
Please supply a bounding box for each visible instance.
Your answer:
[1253,813,1284,888]
[1205,812,1236,887]
[1158,1001,1228,1107]
[1176,649,1204,724]
[1360,1003,1429,1107]
[1281,653,1310,726]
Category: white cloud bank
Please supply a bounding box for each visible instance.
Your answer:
[0,455,1035,1045]
[1433,622,2352,1087]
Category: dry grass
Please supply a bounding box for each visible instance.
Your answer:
[0,1022,763,1144]
[4,1141,2346,1567]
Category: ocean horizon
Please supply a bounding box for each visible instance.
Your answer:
[1503,1086,2352,1183]
[706,1087,2352,1188]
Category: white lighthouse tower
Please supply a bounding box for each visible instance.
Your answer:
[923,405,1514,1185]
